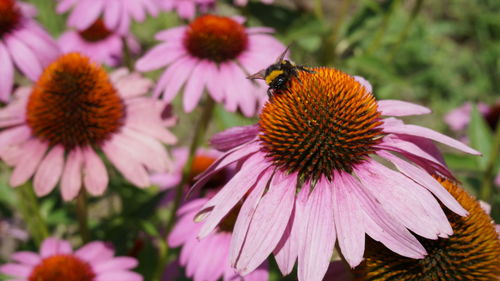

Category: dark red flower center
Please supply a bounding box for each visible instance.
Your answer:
[78,19,112,42]
[26,53,125,150]
[0,0,21,38]
[259,67,383,181]
[183,15,248,63]
[28,254,96,281]
[484,103,500,131]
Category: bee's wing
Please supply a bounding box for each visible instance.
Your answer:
[247,69,267,80]
[275,45,290,63]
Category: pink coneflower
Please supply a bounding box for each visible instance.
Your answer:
[56,0,158,35]
[136,14,285,117]
[0,237,143,281]
[59,19,140,67]
[168,198,269,281]
[192,68,480,281]
[444,102,494,131]
[0,0,60,102]
[0,53,176,201]
[159,0,214,20]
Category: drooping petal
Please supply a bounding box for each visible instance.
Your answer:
[4,36,42,81]
[60,148,83,201]
[11,252,41,266]
[377,100,431,117]
[233,171,297,275]
[10,140,48,187]
[297,178,336,281]
[210,124,260,152]
[82,147,108,196]
[0,42,14,102]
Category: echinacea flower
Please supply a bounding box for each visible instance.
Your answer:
[444,101,497,132]
[0,0,60,101]
[358,177,500,281]
[136,14,285,117]
[59,19,140,67]
[192,68,480,281]
[168,198,269,281]
[56,0,159,35]
[159,0,214,20]
[0,53,176,201]
[0,237,143,281]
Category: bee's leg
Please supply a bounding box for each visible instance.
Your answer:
[267,88,273,97]
[298,66,316,74]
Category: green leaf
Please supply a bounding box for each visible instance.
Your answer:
[444,153,482,172]
[468,104,493,169]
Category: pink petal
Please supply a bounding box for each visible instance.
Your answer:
[33,145,65,197]
[273,187,308,275]
[60,148,83,201]
[0,264,32,278]
[135,43,185,72]
[13,29,60,67]
[103,0,121,30]
[204,63,224,102]
[4,36,42,81]
[115,73,152,98]
[102,138,150,188]
[94,271,143,281]
[40,238,73,258]
[210,125,259,152]
[75,241,113,263]
[168,214,201,247]
[230,168,273,265]
[331,172,364,267]
[378,150,467,216]
[161,57,195,102]
[152,56,191,98]
[154,26,186,41]
[11,252,41,266]
[68,0,104,30]
[82,147,108,196]
[10,140,48,187]
[0,126,31,149]
[193,234,228,281]
[297,178,336,281]
[197,154,268,237]
[0,42,14,102]
[93,257,138,273]
[377,100,431,116]
[341,172,426,258]
[383,119,481,155]
[233,171,297,275]
[183,60,209,112]
[355,159,451,239]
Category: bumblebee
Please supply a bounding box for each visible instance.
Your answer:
[247,47,315,96]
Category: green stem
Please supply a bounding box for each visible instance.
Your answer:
[322,0,353,65]
[16,182,49,247]
[365,0,400,55]
[387,0,424,61]
[480,121,500,201]
[314,0,324,21]
[76,190,90,243]
[152,97,215,281]
[122,37,133,70]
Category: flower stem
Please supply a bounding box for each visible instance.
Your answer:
[314,0,324,21]
[76,190,90,243]
[122,37,133,70]
[153,97,215,281]
[480,121,500,201]
[387,0,424,61]
[16,182,49,247]
[321,0,352,65]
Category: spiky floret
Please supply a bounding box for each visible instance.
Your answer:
[360,177,500,281]
[259,67,384,181]
[26,53,125,150]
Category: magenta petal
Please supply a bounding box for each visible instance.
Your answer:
[135,43,185,72]
[40,238,73,258]
[378,151,467,216]
[297,178,336,281]
[197,154,268,237]
[5,36,42,81]
[33,146,64,197]
[332,172,364,267]
[68,0,103,30]
[377,100,431,116]
[0,42,14,102]
[383,119,481,155]
[182,60,208,112]
[11,252,41,266]
[210,125,259,152]
[342,172,427,258]
[233,171,297,275]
